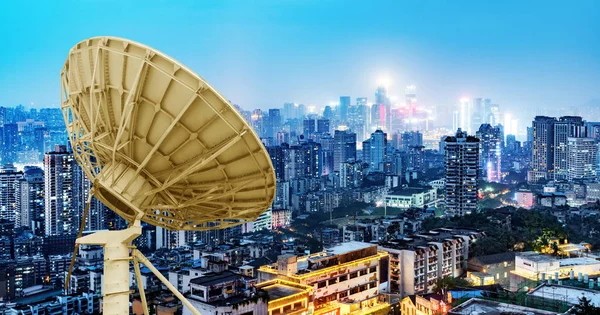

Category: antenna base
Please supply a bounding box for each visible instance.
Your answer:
[77,221,142,315]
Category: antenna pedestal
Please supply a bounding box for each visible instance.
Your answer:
[77,222,141,315]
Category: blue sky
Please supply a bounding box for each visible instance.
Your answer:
[1,0,599,117]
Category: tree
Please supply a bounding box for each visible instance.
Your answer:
[571,296,600,315]
[432,276,471,300]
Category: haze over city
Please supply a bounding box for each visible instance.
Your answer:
[1,0,599,120]
[4,2,600,315]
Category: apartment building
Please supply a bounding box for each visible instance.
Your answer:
[257,241,389,315]
[378,228,483,296]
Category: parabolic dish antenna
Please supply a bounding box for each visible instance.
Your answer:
[61,36,276,315]
[61,36,276,230]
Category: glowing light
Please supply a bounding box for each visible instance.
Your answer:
[378,76,392,88]
[308,106,316,113]
[337,125,348,131]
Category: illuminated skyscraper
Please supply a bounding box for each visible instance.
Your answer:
[444,129,480,216]
[17,166,44,233]
[476,124,502,182]
[1,123,19,163]
[365,129,387,172]
[44,145,78,236]
[553,116,585,180]
[567,137,597,181]
[528,116,557,183]
[0,164,22,223]
[333,130,357,172]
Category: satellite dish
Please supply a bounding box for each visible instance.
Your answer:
[62,36,276,230]
[61,36,276,314]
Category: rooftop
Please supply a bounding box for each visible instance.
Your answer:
[261,284,304,300]
[470,252,516,265]
[449,298,560,315]
[190,270,253,286]
[388,186,434,196]
[325,241,374,255]
[528,283,600,306]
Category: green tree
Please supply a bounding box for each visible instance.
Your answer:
[432,276,471,299]
[571,296,600,315]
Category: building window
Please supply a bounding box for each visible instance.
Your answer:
[318,281,326,288]
[350,272,358,279]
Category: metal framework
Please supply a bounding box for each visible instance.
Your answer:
[61,36,276,230]
[60,36,277,315]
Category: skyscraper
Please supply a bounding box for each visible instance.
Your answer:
[444,129,480,217]
[400,131,423,152]
[553,116,585,180]
[251,109,264,138]
[44,145,79,236]
[366,130,387,172]
[528,116,557,183]
[303,119,316,138]
[339,96,350,122]
[476,124,503,183]
[266,146,285,181]
[333,130,357,172]
[1,123,19,163]
[316,119,330,134]
[17,166,44,233]
[266,109,282,138]
[0,164,23,223]
[567,137,597,181]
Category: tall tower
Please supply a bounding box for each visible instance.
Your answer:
[266,109,282,139]
[444,129,480,217]
[0,164,23,223]
[1,123,19,163]
[528,116,557,183]
[567,137,598,181]
[44,145,78,236]
[367,130,387,172]
[339,96,350,122]
[553,116,585,180]
[476,124,503,183]
[333,130,357,172]
[17,166,44,234]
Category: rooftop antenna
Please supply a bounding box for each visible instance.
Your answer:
[61,37,276,315]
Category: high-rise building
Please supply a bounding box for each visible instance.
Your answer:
[458,98,472,134]
[302,119,315,138]
[17,166,44,233]
[528,116,557,183]
[44,145,79,236]
[1,123,19,163]
[444,129,480,216]
[407,146,425,173]
[553,116,585,180]
[366,130,387,172]
[0,164,23,223]
[300,140,322,178]
[250,109,264,138]
[339,96,350,122]
[316,119,330,134]
[266,146,285,181]
[567,137,597,181]
[476,124,503,183]
[266,109,282,138]
[400,131,423,151]
[333,130,356,172]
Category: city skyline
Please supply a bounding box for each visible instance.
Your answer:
[1,0,599,118]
